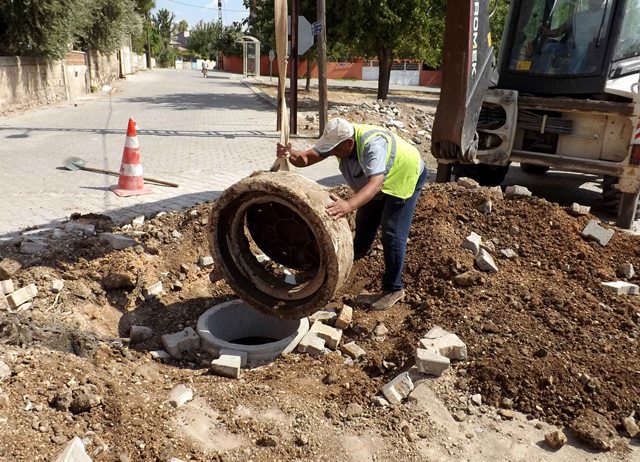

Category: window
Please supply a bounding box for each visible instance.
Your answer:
[613,0,640,61]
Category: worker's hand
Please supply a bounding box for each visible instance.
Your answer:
[276,142,292,159]
[325,194,353,219]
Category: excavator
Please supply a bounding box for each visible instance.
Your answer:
[432,0,640,228]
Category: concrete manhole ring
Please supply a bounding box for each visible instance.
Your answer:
[208,171,353,319]
[197,299,310,367]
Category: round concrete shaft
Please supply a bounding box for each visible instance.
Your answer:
[208,171,353,319]
[197,299,309,367]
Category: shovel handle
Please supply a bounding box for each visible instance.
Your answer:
[83,166,179,188]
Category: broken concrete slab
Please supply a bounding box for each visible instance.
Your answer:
[54,436,92,462]
[198,255,214,267]
[0,360,10,382]
[476,199,492,214]
[99,233,137,250]
[50,279,64,293]
[169,384,194,408]
[381,372,414,405]
[340,341,366,360]
[64,222,96,235]
[19,240,46,254]
[297,331,325,355]
[475,249,498,273]
[210,351,246,379]
[162,327,201,359]
[308,309,337,325]
[567,203,591,216]
[0,293,9,311]
[622,415,640,438]
[618,262,635,279]
[420,333,468,360]
[462,232,482,255]
[334,304,353,330]
[0,279,14,295]
[415,348,450,376]
[143,281,163,299]
[0,259,21,279]
[6,283,37,309]
[601,281,639,295]
[309,321,342,350]
[505,185,532,197]
[457,177,479,189]
[581,220,614,246]
[499,248,517,259]
[130,325,154,343]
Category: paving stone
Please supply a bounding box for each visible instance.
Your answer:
[54,436,92,462]
[64,222,96,235]
[618,263,635,279]
[168,384,193,408]
[415,348,450,376]
[340,341,366,360]
[162,327,201,359]
[334,304,353,330]
[462,232,482,255]
[601,281,639,295]
[50,279,64,293]
[198,255,214,267]
[457,177,479,189]
[99,233,137,250]
[505,185,532,197]
[143,281,163,299]
[420,333,468,360]
[20,240,46,254]
[308,309,337,325]
[0,280,14,295]
[381,372,414,405]
[581,220,614,246]
[475,249,498,273]
[6,283,38,308]
[129,325,153,343]
[210,352,244,379]
[309,320,342,350]
[567,203,591,216]
[297,331,325,355]
[499,248,517,259]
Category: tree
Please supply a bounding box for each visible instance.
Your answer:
[177,19,189,34]
[187,20,222,59]
[134,0,156,67]
[81,0,141,53]
[153,8,176,67]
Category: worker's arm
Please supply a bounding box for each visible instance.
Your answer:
[326,174,384,219]
[276,143,325,168]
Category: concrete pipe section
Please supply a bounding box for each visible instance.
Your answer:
[208,171,353,319]
[197,299,309,366]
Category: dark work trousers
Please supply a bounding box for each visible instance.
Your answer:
[353,168,428,292]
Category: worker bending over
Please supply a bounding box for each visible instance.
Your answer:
[276,118,427,311]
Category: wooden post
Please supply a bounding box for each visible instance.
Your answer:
[290,0,299,135]
[317,0,328,135]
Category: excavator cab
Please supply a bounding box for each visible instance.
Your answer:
[432,0,640,228]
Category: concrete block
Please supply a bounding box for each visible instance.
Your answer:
[309,309,337,325]
[0,259,21,279]
[99,233,137,250]
[420,333,468,360]
[20,240,46,254]
[488,186,503,200]
[54,436,91,462]
[297,331,326,355]
[475,249,498,273]
[0,280,14,295]
[601,281,639,295]
[64,222,95,235]
[211,353,243,379]
[309,320,342,350]
[162,327,200,359]
[219,348,248,367]
[381,372,415,405]
[130,325,154,343]
[150,350,171,360]
[168,384,193,408]
[416,348,450,376]
[618,263,635,279]
[457,177,479,189]
[499,248,517,259]
[198,255,214,267]
[622,416,639,438]
[341,341,366,360]
[505,185,532,197]
[581,220,614,246]
[334,304,353,330]
[0,293,9,311]
[50,279,64,293]
[143,281,163,299]
[6,284,37,308]
[567,203,591,216]
[462,232,482,255]
[424,325,449,339]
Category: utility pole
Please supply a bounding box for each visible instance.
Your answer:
[290,0,299,135]
[217,0,223,69]
[317,0,327,135]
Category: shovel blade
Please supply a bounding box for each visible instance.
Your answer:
[63,157,87,171]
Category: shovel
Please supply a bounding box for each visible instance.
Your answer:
[63,157,179,188]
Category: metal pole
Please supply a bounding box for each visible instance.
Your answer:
[317,0,328,135]
[290,0,299,135]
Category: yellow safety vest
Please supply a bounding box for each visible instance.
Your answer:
[352,123,422,199]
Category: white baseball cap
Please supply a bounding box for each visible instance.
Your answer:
[314,118,355,154]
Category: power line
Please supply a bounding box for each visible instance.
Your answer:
[167,0,247,12]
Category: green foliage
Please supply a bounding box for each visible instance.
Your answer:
[217,24,244,56]
[81,0,142,53]
[177,19,189,34]
[490,0,511,55]
[187,20,222,59]
[153,8,176,67]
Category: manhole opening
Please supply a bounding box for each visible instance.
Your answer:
[230,336,279,345]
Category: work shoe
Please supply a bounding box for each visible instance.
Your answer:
[370,289,405,311]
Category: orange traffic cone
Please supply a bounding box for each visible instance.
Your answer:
[110,118,153,197]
